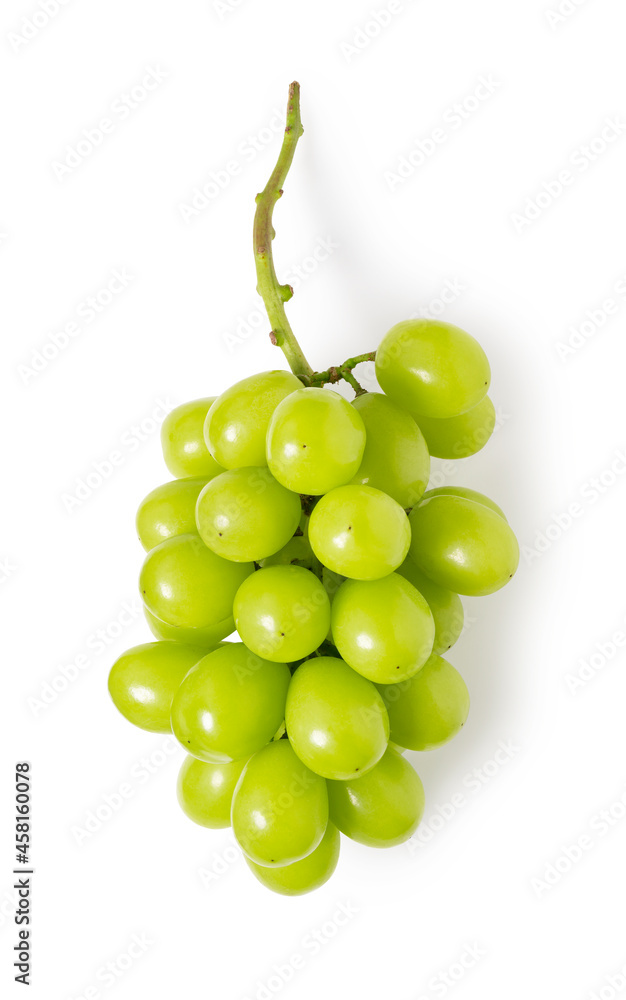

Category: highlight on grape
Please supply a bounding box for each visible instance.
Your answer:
[107,82,519,895]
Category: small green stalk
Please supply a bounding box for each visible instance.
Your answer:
[310,352,376,395]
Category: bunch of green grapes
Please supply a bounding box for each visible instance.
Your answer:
[108,315,519,896]
[107,82,518,895]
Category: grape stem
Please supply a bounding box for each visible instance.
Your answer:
[309,352,376,396]
[253,82,313,381]
[253,82,375,395]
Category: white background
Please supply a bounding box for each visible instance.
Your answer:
[2,0,626,997]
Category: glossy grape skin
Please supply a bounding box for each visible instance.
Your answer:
[136,478,208,551]
[108,641,205,733]
[413,396,496,459]
[171,643,290,762]
[327,748,424,848]
[331,575,434,684]
[234,565,331,663]
[379,654,470,751]
[409,496,519,596]
[161,399,224,479]
[350,392,430,508]
[144,608,234,647]
[375,319,490,418]
[309,485,411,581]
[176,754,248,829]
[267,387,366,495]
[245,822,340,896]
[421,486,506,521]
[231,740,328,867]
[286,656,389,780]
[195,467,301,562]
[205,370,302,469]
[397,557,464,656]
[139,533,253,629]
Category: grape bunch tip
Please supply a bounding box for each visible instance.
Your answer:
[109,81,519,896]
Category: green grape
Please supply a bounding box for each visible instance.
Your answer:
[286,656,389,780]
[322,565,345,602]
[205,370,302,469]
[379,653,470,751]
[177,754,248,828]
[413,396,496,459]
[234,565,331,663]
[171,643,291,762]
[195,467,301,562]
[375,319,490,418]
[108,641,204,733]
[161,399,224,479]
[144,608,234,647]
[421,486,506,520]
[331,574,435,684]
[350,392,430,508]
[327,748,424,847]
[397,557,464,655]
[308,484,411,581]
[409,496,519,596]
[245,822,340,896]
[136,477,209,552]
[231,740,328,867]
[260,510,318,568]
[260,533,315,569]
[266,387,366,495]
[139,533,253,629]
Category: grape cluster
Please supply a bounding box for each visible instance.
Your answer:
[108,317,519,896]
